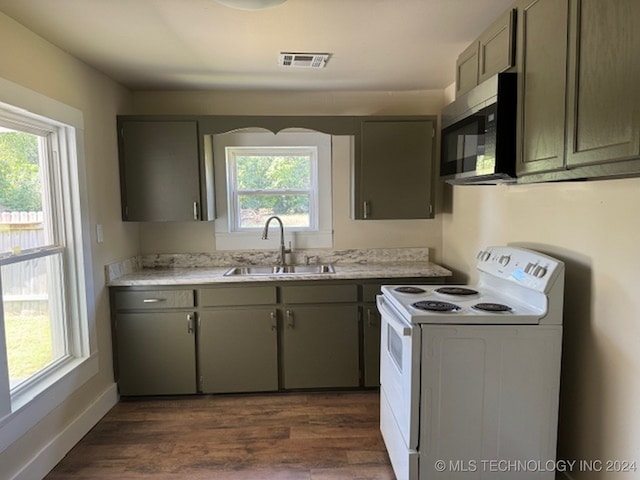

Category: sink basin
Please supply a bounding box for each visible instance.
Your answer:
[224,266,282,275]
[280,264,335,274]
[224,264,335,276]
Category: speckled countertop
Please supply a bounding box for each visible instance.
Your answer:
[106,248,452,287]
[108,262,451,287]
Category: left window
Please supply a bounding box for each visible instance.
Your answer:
[0,105,89,410]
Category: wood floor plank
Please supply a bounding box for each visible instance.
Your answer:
[45,391,395,480]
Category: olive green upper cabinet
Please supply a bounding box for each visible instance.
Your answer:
[515,0,570,177]
[478,9,516,84]
[456,9,516,98]
[516,0,640,180]
[565,0,640,168]
[118,119,213,222]
[356,119,435,220]
[456,42,480,98]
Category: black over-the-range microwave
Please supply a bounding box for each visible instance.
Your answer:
[440,72,517,185]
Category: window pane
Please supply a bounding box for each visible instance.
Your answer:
[236,154,311,190]
[2,253,67,389]
[239,194,310,228]
[0,128,50,254]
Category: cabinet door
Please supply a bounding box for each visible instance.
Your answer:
[119,120,201,221]
[516,0,570,176]
[357,120,434,220]
[565,0,640,167]
[199,308,278,393]
[282,305,359,389]
[456,42,479,97]
[478,9,516,84]
[363,305,381,388]
[115,312,197,395]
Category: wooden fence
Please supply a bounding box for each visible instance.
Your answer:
[0,212,48,313]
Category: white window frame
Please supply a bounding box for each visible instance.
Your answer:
[226,146,319,232]
[212,130,333,250]
[0,77,96,453]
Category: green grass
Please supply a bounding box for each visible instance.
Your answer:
[5,313,53,384]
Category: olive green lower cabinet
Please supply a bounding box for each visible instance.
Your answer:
[116,312,197,396]
[280,284,360,389]
[198,308,278,393]
[197,285,278,394]
[112,279,446,396]
[361,283,385,388]
[113,288,198,396]
[362,304,381,387]
[281,304,360,389]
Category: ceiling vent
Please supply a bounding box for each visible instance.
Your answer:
[278,52,331,69]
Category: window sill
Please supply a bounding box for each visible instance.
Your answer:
[0,352,98,453]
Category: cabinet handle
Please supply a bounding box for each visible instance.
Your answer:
[286,310,294,329]
[193,201,199,221]
[187,313,194,334]
[367,308,374,327]
[363,201,370,219]
[270,311,277,331]
[142,298,165,303]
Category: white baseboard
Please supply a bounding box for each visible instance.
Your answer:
[11,383,118,480]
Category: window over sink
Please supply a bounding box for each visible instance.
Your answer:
[212,130,333,250]
[226,146,318,231]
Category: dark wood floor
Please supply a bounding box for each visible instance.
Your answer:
[45,390,395,480]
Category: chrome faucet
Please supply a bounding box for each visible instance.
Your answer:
[261,216,291,267]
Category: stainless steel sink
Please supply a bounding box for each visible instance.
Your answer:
[224,264,335,276]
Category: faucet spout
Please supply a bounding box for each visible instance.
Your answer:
[261,216,291,266]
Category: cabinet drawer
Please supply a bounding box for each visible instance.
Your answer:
[199,286,276,307]
[362,284,383,303]
[281,284,358,304]
[114,289,194,310]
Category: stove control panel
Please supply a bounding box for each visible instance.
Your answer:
[476,246,563,292]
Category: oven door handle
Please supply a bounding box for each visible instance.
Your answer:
[376,295,413,337]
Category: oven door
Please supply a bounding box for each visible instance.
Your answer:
[377,295,420,479]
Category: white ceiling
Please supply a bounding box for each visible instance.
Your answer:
[0,0,514,91]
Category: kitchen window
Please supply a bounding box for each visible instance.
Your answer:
[0,78,94,438]
[226,146,318,231]
[212,130,333,250]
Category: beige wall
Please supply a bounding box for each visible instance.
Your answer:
[131,89,446,261]
[441,178,640,478]
[0,12,135,479]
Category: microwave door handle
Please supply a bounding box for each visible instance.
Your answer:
[376,295,413,337]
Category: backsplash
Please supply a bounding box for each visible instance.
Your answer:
[105,248,430,283]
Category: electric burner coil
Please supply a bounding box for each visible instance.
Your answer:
[435,287,479,296]
[412,300,462,312]
[395,286,427,294]
[472,302,512,312]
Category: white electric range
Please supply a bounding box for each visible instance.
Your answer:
[377,246,565,480]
